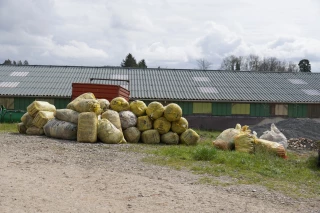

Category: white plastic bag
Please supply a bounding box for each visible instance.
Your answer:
[259,123,288,149]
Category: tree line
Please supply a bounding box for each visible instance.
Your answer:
[218,54,311,72]
[2,59,29,66]
[2,53,312,72]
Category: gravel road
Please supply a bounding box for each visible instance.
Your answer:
[0,133,319,213]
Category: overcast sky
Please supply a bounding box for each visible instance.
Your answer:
[0,0,319,71]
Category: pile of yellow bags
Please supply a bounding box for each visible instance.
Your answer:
[17,92,200,145]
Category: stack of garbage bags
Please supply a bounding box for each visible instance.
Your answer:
[212,123,288,159]
[17,92,200,145]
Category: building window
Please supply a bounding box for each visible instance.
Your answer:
[193,102,212,114]
[231,103,250,115]
[0,98,14,109]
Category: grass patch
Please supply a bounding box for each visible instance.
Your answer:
[0,123,18,133]
[141,131,320,199]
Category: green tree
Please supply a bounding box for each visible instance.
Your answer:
[3,59,12,65]
[121,53,137,67]
[298,59,311,72]
[138,59,147,68]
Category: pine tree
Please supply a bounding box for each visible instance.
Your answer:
[138,59,147,68]
[121,53,137,67]
[3,59,12,65]
[298,59,311,72]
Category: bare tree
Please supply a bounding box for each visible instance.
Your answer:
[287,61,299,72]
[244,54,260,71]
[196,58,212,70]
[220,55,240,71]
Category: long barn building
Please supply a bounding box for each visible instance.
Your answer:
[1,65,319,130]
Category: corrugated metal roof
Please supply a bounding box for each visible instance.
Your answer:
[1,65,320,103]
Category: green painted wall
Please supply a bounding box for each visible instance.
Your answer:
[54,98,71,109]
[250,103,270,117]
[175,101,193,115]
[288,104,307,118]
[212,102,231,116]
[14,97,36,110]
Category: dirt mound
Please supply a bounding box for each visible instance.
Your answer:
[251,118,320,141]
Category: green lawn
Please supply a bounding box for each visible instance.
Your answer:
[0,123,19,133]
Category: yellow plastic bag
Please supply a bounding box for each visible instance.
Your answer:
[161,132,179,145]
[73,99,101,114]
[123,127,141,143]
[27,101,56,117]
[97,119,123,144]
[171,117,188,134]
[110,97,130,112]
[153,117,171,134]
[21,112,34,128]
[136,115,153,132]
[146,102,164,120]
[67,92,96,110]
[77,112,98,143]
[141,129,160,144]
[130,100,147,116]
[32,111,55,128]
[17,123,27,134]
[164,103,182,122]
[180,129,199,145]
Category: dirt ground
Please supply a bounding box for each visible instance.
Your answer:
[0,133,319,213]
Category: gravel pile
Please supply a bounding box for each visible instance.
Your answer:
[251,118,320,141]
[287,138,319,151]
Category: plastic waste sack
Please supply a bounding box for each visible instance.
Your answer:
[119,111,137,130]
[97,119,124,144]
[146,102,164,120]
[77,112,98,143]
[32,111,55,128]
[26,126,44,135]
[67,92,96,111]
[27,101,56,117]
[73,99,101,114]
[44,118,77,140]
[212,124,242,150]
[171,117,188,134]
[180,129,199,145]
[21,112,34,128]
[259,123,288,149]
[255,138,287,159]
[137,115,153,132]
[161,131,179,145]
[110,97,130,112]
[101,110,122,130]
[141,129,160,144]
[153,117,171,134]
[55,109,79,124]
[163,103,182,122]
[17,123,27,134]
[123,127,141,143]
[130,100,147,116]
[97,99,110,112]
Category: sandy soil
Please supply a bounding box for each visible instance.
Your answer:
[0,133,319,213]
